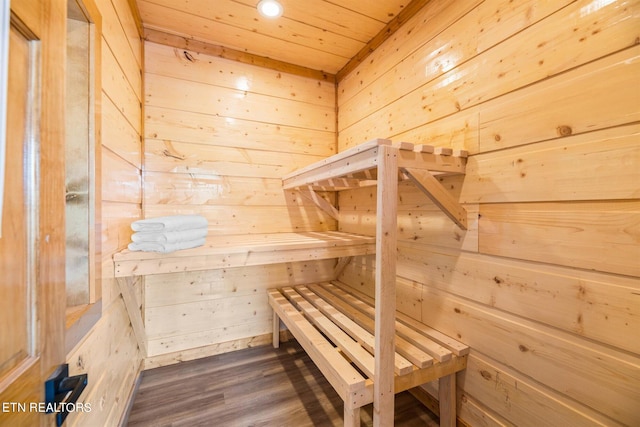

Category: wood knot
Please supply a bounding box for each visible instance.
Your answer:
[480,370,492,380]
[518,344,529,352]
[454,307,461,314]
[183,51,195,62]
[557,125,573,137]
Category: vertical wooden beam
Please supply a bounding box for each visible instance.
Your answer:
[374,145,398,427]
[272,310,280,348]
[344,404,360,427]
[439,374,457,427]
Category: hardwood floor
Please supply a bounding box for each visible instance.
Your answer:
[127,341,440,426]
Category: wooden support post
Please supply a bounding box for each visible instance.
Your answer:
[439,374,456,427]
[374,145,398,427]
[272,310,280,348]
[116,276,147,357]
[344,404,360,427]
[402,167,468,230]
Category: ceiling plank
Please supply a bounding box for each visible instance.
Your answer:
[336,0,432,82]
[138,0,348,73]
[144,28,336,83]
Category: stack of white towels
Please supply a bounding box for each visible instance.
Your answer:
[128,214,208,253]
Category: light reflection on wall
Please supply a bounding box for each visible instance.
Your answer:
[580,0,616,17]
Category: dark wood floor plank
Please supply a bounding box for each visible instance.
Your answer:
[127,341,440,426]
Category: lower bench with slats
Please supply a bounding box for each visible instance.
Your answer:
[268,281,469,427]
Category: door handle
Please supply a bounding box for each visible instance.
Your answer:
[45,363,88,426]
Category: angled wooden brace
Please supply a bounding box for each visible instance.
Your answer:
[402,167,468,230]
[333,256,353,279]
[116,276,147,357]
[297,186,340,220]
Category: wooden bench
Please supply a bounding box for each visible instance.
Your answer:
[113,231,375,277]
[112,231,375,357]
[269,281,469,427]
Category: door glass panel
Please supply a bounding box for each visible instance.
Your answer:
[65,0,91,307]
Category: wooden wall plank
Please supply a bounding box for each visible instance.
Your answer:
[463,354,624,427]
[479,47,640,151]
[143,172,332,207]
[145,293,272,339]
[102,95,141,168]
[66,297,141,425]
[143,205,336,234]
[462,124,640,203]
[110,0,143,68]
[143,29,336,83]
[144,41,335,106]
[146,322,273,357]
[420,287,640,426]
[146,73,334,132]
[145,260,336,307]
[339,182,479,252]
[97,0,142,99]
[396,241,640,355]
[102,148,141,204]
[479,201,640,277]
[391,108,480,155]
[338,0,639,150]
[102,42,141,133]
[338,0,481,104]
[145,106,335,156]
[144,139,327,177]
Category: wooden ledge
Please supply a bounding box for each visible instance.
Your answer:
[113,231,375,277]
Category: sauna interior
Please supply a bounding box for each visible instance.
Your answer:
[1,0,639,426]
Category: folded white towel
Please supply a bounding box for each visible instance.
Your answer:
[131,228,208,243]
[131,215,208,232]
[127,237,207,254]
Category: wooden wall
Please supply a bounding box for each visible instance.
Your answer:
[142,41,337,365]
[65,0,144,424]
[337,0,640,426]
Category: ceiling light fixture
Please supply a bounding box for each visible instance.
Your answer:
[257,0,283,18]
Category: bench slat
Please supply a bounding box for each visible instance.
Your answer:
[267,289,368,401]
[282,287,376,379]
[307,284,435,369]
[321,283,453,362]
[331,281,469,356]
[296,285,414,376]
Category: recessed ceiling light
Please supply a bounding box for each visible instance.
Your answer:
[257,0,283,18]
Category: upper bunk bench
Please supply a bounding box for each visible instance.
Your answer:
[282,138,469,230]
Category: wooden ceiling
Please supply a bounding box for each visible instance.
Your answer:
[135,0,428,80]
